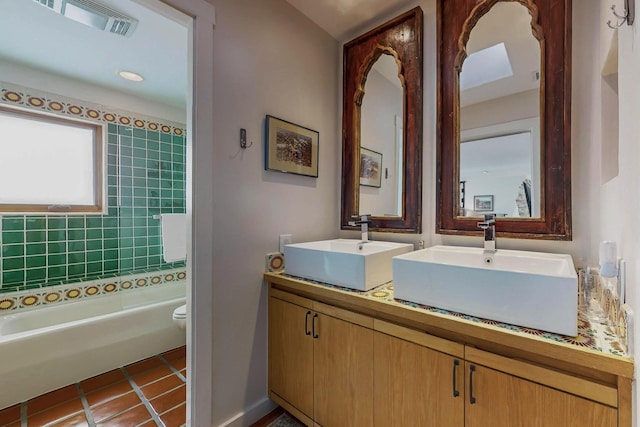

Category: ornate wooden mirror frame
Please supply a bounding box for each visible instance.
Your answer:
[341,7,423,233]
[436,0,572,240]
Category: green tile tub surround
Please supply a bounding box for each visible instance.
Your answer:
[0,123,187,293]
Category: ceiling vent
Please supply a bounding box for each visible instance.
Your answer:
[32,0,138,37]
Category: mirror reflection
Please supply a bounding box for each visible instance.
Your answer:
[458,2,541,218]
[360,54,403,217]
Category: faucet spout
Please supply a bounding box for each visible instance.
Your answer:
[477,214,496,252]
[348,214,371,243]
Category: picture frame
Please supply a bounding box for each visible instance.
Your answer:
[360,147,382,188]
[474,195,494,212]
[265,115,319,177]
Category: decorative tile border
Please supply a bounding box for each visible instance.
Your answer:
[0,268,187,313]
[280,271,630,358]
[0,81,185,136]
[265,252,285,273]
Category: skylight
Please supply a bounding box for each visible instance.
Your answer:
[460,42,513,91]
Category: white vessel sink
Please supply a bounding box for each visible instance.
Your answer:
[392,245,578,336]
[284,239,413,291]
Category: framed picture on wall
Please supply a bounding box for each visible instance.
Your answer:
[474,195,494,212]
[265,115,319,177]
[360,147,382,188]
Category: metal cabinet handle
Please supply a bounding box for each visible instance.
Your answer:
[452,359,460,397]
[304,310,311,336]
[469,364,477,404]
[312,313,319,338]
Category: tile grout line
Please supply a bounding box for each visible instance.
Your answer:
[20,401,26,427]
[157,354,186,383]
[76,382,96,426]
[120,366,165,426]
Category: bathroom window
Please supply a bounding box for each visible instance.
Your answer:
[0,106,104,213]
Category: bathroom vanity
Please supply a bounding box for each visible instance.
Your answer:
[265,272,633,427]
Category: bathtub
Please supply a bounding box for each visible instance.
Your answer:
[0,281,186,410]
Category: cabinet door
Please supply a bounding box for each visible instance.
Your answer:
[465,362,617,427]
[374,331,464,427]
[268,296,314,418]
[313,313,374,427]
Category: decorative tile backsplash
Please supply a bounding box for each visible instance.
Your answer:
[0,82,187,293]
[0,267,187,313]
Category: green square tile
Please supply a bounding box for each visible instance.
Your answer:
[47,242,66,254]
[48,254,67,266]
[149,255,162,266]
[86,251,102,263]
[68,264,86,277]
[68,252,86,264]
[160,133,171,143]
[26,230,45,243]
[48,266,66,279]
[2,243,24,257]
[86,217,102,228]
[133,129,146,139]
[87,262,102,275]
[134,247,148,257]
[133,188,147,198]
[107,123,118,134]
[68,217,85,229]
[172,135,185,145]
[3,257,24,270]
[133,157,147,169]
[134,237,147,247]
[47,229,67,242]
[119,125,132,136]
[133,147,146,159]
[104,228,119,239]
[86,229,102,240]
[108,196,118,207]
[3,217,25,231]
[103,218,118,228]
[68,229,85,240]
[68,241,85,252]
[103,239,118,249]
[148,131,159,141]
[134,227,148,238]
[26,268,46,283]
[148,236,161,246]
[134,258,147,269]
[133,177,146,188]
[133,197,147,207]
[26,243,46,255]
[121,227,134,238]
[148,140,159,151]
[120,248,133,259]
[3,270,24,285]
[104,260,118,272]
[133,168,146,179]
[120,258,133,271]
[3,232,24,244]
[86,240,103,251]
[104,249,118,261]
[148,246,161,256]
[148,150,160,161]
[107,140,118,153]
[26,255,46,268]
[119,196,133,207]
[120,238,134,248]
[160,151,172,161]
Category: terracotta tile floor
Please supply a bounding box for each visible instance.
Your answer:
[0,346,186,427]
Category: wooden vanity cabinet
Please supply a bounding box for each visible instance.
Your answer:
[268,289,373,427]
[266,275,632,427]
[374,320,465,427]
[464,348,618,427]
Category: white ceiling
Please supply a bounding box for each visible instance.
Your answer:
[284,0,415,41]
[0,0,188,109]
[0,0,537,112]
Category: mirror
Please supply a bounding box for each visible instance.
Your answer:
[437,0,572,239]
[342,7,423,233]
[360,54,403,216]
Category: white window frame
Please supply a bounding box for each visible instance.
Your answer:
[0,105,104,214]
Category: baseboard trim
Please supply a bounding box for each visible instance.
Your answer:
[218,397,277,427]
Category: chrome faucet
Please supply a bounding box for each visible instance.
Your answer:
[477,214,496,252]
[348,214,371,244]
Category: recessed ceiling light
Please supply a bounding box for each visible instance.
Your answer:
[118,71,144,82]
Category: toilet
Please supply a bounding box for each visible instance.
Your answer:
[172,304,187,330]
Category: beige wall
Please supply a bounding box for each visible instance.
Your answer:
[460,89,538,131]
[209,0,339,424]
